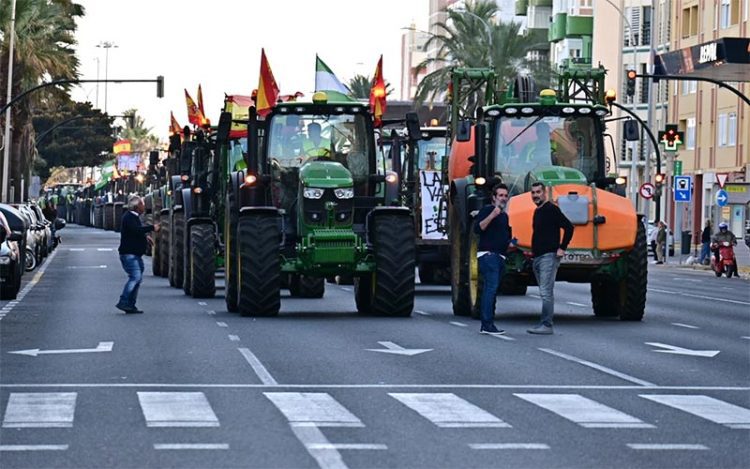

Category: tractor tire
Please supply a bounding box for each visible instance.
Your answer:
[238,214,281,317]
[590,280,619,317]
[159,214,170,278]
[289,275,325,298]
[450,204,479,317]
[104,205,114,231]
[418,264,435,284]
[152,227,162,276]
[224,191,239,312]
[355,214,415,316]
[170,211,185,289]
[188,223,216,298]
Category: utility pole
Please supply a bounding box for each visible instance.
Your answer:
[1,0,18,203]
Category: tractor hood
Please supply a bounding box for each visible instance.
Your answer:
[299,161,353,188]
[526,166,588,187]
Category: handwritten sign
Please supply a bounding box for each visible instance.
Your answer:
[420,170,447,240]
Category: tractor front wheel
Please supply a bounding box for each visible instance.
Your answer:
[289,275,325,298]
[238,214,280,317]
[189,223,216,298]
[450,204,479,317]
[170,211,185,289]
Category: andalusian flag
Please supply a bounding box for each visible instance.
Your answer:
[185,89,202,126]
[95,160,117,190]
[369,55,387,127]
[315,55,349,94]
[256,48,280,118]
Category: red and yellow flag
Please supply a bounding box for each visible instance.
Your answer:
[170,111,182,135]
[185,89,202,126]
[369,55,387,127]
[256,48,280,118]
[197,84,210,126]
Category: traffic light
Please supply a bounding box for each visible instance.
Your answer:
[654,173,665,196]
[658,124,684,151]
[156,75,164,98]
[626,70,637,97]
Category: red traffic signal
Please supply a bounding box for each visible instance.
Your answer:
[625,70,637,97]
[655,173,665,184]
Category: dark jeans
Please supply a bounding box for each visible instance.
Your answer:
[700,241,710,264]
[119,254,144,308]
[478,253,505,330]
[532,253,561,327]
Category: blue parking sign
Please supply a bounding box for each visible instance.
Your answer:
[674,175,692,202]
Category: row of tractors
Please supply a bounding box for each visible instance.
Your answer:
[78,63,647,321]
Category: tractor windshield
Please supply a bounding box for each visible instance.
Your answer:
[493,115,600,194]
[416,135,447,171]
[266,113,371,182]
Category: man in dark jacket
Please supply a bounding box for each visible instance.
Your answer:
[474,183,512,335]
[528,182,574,335]
[116,195,159,314]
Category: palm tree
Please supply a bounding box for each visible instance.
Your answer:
[118,109,159,153]
[414,0,551,117]
[0,0,83,201]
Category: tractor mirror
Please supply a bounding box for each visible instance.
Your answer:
[405,112,421,141]
[216,111,232,145]
[623,120,640,141]
[456,120,472,142]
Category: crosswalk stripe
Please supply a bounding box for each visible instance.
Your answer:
[0,445,69,451]
[137,392,219,427]
[515,394,654,428]
[265,392,363,427]
[640,394,750,429]
[2,393,77,428]
[389,393,510,428]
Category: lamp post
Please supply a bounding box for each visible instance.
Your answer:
[1,0,18,203]
[96,41,118,113]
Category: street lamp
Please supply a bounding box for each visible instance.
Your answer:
[96,41,118,113]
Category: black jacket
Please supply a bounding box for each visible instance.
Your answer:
[474,205,512,255]
[532,201,574,256]
[118,211,154,256]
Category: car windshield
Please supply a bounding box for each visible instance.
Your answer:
[494,115,600,194]
[266,113,371,182]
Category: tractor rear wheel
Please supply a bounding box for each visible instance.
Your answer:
[189,223,216,298]
[289,275,325,298]
[238,214,280,316]
[170,211,185,289]
[224,191,239,312]
[355,214,415,316]
[450,204,479,317]
[159,213,170,279]
[104,205,114,231]
[500,276,527,296]
[590,280,619,317]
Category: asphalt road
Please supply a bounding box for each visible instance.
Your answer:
[1,225,748,469]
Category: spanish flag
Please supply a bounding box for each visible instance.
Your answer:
[256,48,279,118]
[197,84,210,126]
[369,55,387,127]
[185,89,201,126]
[170,111,182,136]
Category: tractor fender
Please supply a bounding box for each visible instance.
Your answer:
[238,206,279,218]
[450,178,471,234]
[365,206,413,246]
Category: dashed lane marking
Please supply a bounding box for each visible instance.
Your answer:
[627,444,708,451]
[0,250,58,322]
[469,443,550,450]
[648,288,750,306]
[672,323,700,329]
[228,335,240,341]
[450,321,467,327]
[216,322,228,328]
[415,310,430,316]
[154,444,229,450]
[0,445,69,451]
[539,348,656,387]
[566,302,587,307]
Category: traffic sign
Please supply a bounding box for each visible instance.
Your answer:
[716,173,728,188]
[639,182,655,199]
[674,175,692,202]
[716,189,729,207]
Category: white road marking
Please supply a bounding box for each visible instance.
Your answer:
[390,393,510,428]
[216,322,228,328]
[566,302,587,307]
[238,348,278,385]
[741,336,750,340]
[529,294,541,299]
[648,288,750,306]
[450,321,468,327]
[198,302,207,306]
[228,335,240,341]
[469,443,549,450]
[306,444,387,450]
[645,342,719,357]
[366,341,432,356]
[2,393,77,428]
[414,310,430,316]
[627,444,708,450]
[0,250,58,322]
[137,392,219,427]
[0,445,69,451]
[290,423,349,469]
[68,248,85,251]
[515,394,654,428]
[671,323,700,329]
[671,278,702,282]
[96,248,113,251]
[492,334,516,342]
[265,393,363,427]
[66,265,107,269]
[9,341,114,357]
[640,394,750,429]
[154,444,229,450]
[206,310,216,315]
[340,287,352,292]
[539,348,656,387]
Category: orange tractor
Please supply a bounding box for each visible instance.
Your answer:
[447,66,647,321]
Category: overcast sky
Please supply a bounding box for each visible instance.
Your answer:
[70,0,427,141]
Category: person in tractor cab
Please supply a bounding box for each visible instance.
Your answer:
[302,122,332,159]
[519,122,554,167]
[712,222,739,276]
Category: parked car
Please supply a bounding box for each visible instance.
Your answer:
[13,205,43,271]
[0,204,27,299]
[29,203,53,255]
[646,220,675,257]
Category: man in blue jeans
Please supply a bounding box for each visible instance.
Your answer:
[528,182,573,335]
[116,195,159,314]
[474,183,512,335]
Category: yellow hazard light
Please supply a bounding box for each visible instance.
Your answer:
[244,174,257,185]
[605,88,617,104]
[193,187,202,194]
[475,177,486,186]
[385,173,398,184]
[430,118,439,127]
[312,91,328,104]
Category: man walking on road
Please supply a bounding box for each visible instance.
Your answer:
[474,183,513,335]
[116,195,159,314]
[528,182,573,335]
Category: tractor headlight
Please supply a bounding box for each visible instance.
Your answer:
[334,188,354,199]
[303,187,325,199]
[0,256,11,265]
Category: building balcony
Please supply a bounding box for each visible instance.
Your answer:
[566,15,593,37]
[529,0,552,6]
[548,13,567,42]
[515,0,528,16]
[525,28,549,50]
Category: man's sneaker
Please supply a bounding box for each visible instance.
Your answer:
[128,308,144,314]
[527,325,554,335]
[480,326,506,336]
[115,303,136,314]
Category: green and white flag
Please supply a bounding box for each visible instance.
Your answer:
[95,160,116,190]
[315,55,350,95]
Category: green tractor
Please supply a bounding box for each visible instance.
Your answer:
[448,66,648,321]
[225,91,416,317]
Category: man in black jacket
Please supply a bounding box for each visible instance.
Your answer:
[116,195,159,314]
[528,182,574,335]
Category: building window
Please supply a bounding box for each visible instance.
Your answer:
[682,81,689,95]
[686,118,696,150]
[642,6,652,45]
[717,113,728,147]
[720,0,731,28]
[728,112,737,146]
[690,81,697,94]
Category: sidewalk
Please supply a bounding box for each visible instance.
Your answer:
[657,242,750,275]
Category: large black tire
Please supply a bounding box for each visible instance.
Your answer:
[238,214,280,316]
[355,214,415,316]
[170,211,185,289]
[224,192,239,312]
[591,221,647,321]
[159,213,170,278]
[450,204,479,317]
[418,264,435,284]
[188,223,216,298]
[0,268,18,300]
[500,276,527,296]
[104,205,114,231]
[289,275,325,298]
